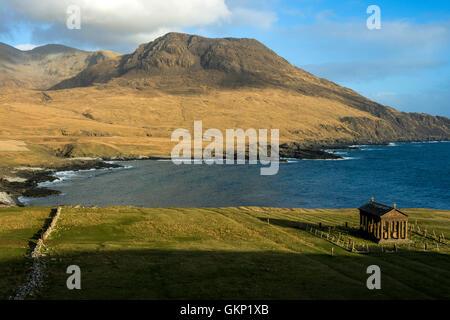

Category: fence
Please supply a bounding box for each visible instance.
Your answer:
[295,220,448,255]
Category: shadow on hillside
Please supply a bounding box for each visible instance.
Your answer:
[31,208,58,241]
[26,208,59,254]
[3,247,449,300]
[258,217,363,238]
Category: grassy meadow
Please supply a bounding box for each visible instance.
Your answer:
[1,206,449,300]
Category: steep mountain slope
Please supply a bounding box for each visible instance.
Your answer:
[0,42,121,89]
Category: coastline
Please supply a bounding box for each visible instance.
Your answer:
[1,139,448,207]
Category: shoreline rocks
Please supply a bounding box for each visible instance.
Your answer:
[0,160,122,205]
[279,142,342,160]
[0,191,23,207]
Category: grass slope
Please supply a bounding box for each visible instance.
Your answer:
[14,206,449,300]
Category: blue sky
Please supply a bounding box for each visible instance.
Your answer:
[0,0,449,116]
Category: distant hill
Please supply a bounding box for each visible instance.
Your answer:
[0,42,120,89]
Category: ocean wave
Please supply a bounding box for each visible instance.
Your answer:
[331,151,349,155]
[302,157,357,161]
[157,159,182,162]
[17,196,31,204]
[349,144,368,148]
[109,165,133,170]
[360,148,377,151]
[37,171,77,187]
[37,165,133,187]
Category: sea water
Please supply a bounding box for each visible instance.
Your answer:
[20,142,450,209]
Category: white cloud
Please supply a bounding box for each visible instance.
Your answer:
[289,19,450,52]
[14,43,38,51]
[6,0,231,29]
[0,0,277,51]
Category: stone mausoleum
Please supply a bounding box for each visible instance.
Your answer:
[359,198,409,243]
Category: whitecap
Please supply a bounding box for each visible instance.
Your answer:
[302,157,357,161]
[349,144,368,148]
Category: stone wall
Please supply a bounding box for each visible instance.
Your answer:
[10,207,61,300]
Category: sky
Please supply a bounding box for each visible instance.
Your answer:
[0,0,449,117]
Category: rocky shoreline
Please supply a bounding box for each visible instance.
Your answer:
[279,142,344,159]
[0,160,121,207]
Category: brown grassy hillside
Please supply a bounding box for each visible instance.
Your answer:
[0,33,448,165]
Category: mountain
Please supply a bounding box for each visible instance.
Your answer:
[0,33,448,163]
[0,42,121,89]
[50,33,450,145]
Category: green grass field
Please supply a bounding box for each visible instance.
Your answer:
[1,206,450,300]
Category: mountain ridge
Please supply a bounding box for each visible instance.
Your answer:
[49,32,449,144]
[0,42,121,89]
